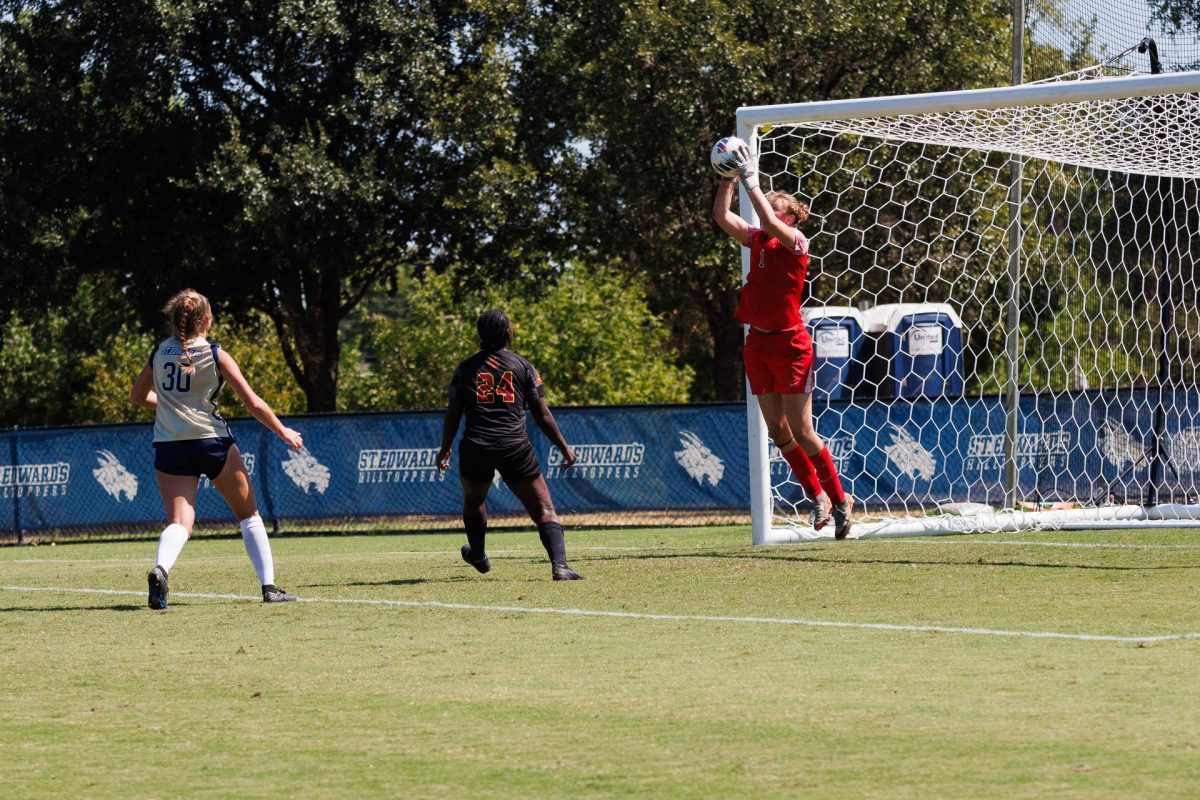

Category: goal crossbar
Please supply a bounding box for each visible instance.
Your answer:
[737,71,1200,128]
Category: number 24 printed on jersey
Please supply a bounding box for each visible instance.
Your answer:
[476,371,516,404]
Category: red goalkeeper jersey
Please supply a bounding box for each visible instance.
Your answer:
[733,227,810,332]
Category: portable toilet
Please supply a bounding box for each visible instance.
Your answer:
[802,306,865,401]
[862,303,964,399]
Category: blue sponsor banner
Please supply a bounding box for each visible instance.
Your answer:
[0,407,753,531]
[2,392,1198,533]
[273,413,459,518]
[529,405,750,513]
[809,389,1200,507]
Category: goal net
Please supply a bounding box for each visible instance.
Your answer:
[738,72,1200,542]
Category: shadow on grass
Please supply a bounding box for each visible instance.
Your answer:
[305,575,475,588]
[1,603,145,612]
[571,549,1200,572]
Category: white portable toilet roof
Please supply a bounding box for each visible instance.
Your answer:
[862,302,962,333]
[801,305,865,325]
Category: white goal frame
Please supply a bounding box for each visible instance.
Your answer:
[737,72,1200,544]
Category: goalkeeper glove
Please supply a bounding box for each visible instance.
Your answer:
[731,143,759,191]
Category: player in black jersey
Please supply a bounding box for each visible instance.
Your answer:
[437,310,585,580]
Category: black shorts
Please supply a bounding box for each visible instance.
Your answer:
[458,438,542,485]
[153,436,236,480]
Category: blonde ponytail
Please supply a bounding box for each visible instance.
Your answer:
[161,289,212,375]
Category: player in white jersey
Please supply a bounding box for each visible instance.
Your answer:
[130,289,304,609]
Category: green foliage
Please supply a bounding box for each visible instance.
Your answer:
[0,274,148,426]
[0,313,70,426]
[516,0,1012,398]
[1152,0,1200,70]
[497,269,695,405]
[348,272,477,411]
[356,266,693,410]
[72,325,158,426]
[211,310,373,417]
[1,0,1069,414]
[207,313,308,418]
[0,271,684,425]
[1024,0,1106,82]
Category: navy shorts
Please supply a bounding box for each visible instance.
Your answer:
[458,438,542,485]
[153,437,236,480]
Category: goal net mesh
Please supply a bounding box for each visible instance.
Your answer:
[753,85,1200,538]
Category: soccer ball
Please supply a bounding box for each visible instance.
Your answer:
[710,136,745,177]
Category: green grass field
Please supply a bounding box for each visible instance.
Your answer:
[4,525,1200,799]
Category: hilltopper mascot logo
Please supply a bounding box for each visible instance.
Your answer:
[282,446,331,494]
[883,425,937,481]
[1169,426,1200,476]
[673,430,724,487]
[1100,419,1144,471]
[92,450,138,502]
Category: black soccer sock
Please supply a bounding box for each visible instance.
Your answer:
[464,514,488,559]
[537,520,567,566]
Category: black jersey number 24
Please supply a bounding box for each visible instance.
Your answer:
[476,371,516,404]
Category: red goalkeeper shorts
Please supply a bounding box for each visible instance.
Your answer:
[743,327,815,396]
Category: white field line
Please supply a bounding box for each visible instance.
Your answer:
[899,538,1200,550]
[2,584,1198,644]
[0,545,719,565]
[6,537,1200,566]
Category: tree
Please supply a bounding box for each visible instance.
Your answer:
[1,0,555,411]
[514,0,1011,399]
[357,266,692,410]
[495,266,694,405]
[0,274,148,427]
[3,0,1020,409]
[0,313,71,426]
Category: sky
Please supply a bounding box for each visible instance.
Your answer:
[1044,0,1198,69]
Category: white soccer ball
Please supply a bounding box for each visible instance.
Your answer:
[710,136,746,178]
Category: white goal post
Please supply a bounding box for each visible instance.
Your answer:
[737,72,1200,543]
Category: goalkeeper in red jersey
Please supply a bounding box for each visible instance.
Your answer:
[712,142,854,539]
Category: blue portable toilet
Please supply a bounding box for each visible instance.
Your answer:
[802,306,865,401]
[863,303,964,399]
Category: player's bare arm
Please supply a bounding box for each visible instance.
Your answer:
[130,362,158,410]
[530,395,577,468]
[730,143,799,250]
[712,178,750,242]
[216,348,303,450]
[437,396,465,472]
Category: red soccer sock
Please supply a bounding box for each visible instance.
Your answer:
[810,446,846,504]
[781,445,822,500]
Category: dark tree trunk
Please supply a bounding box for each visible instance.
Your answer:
[300,357,339,413]
[269,270,343,413]
[707,288,744,402]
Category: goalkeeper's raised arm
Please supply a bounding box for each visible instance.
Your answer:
[711,142,800,251]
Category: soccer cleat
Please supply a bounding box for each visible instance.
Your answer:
[461,544,491,574]
[551,563,585,581]
[832,495,855,541]
[810,492,832,532]
[262,585,297,603]
[147,566,169,610]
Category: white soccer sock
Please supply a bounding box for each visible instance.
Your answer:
[155,524,189,574]
[239,514,275,587]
